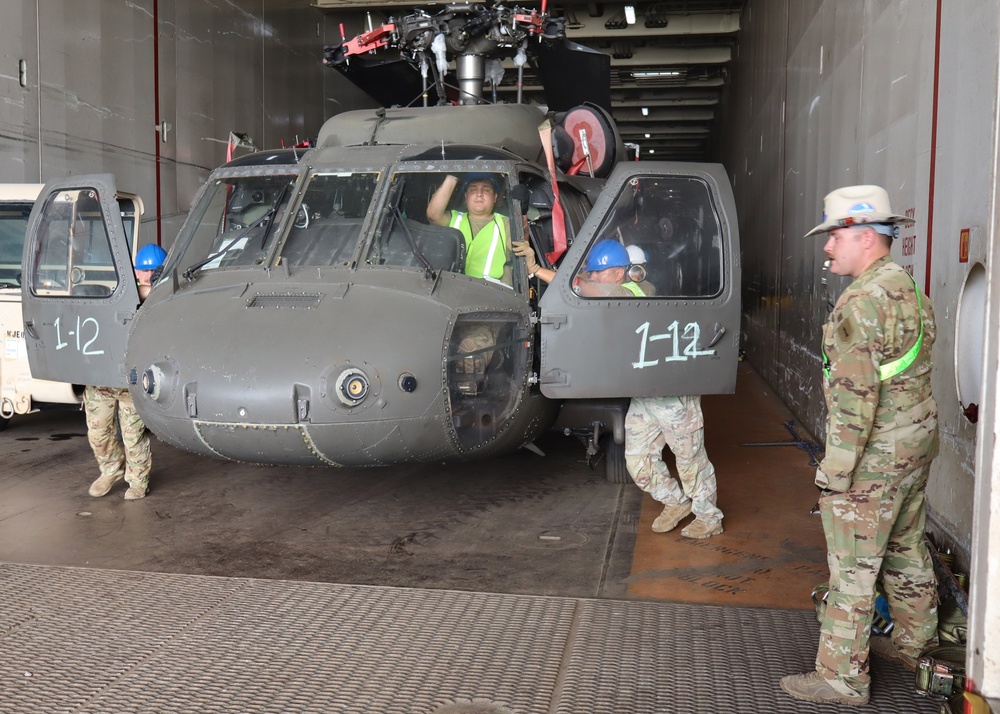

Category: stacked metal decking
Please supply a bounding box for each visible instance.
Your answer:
[0,563,938,713]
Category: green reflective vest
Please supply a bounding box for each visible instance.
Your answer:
[822,273,925,382]
[450,211,509,284]
[621,280,646,297]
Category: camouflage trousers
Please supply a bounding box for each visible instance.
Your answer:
[625,396,723,524]
[816,463,938,696]
[453,322,501,377]
[83,386,152,490]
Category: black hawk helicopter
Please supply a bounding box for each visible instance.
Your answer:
[20,4,740,481]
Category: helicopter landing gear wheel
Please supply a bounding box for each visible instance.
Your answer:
[603,435,631,484]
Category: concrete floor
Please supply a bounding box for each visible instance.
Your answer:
[1,395,641,599]
[1,363,827,609]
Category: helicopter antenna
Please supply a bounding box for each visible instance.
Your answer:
[420,55,429,107]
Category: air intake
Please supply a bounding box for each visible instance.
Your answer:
[246,293,323,309]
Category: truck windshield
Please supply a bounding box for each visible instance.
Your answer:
[0,201,33,288]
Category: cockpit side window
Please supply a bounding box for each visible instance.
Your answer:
[367,170,519,290]
[279,172,379,267]
[574,176,724,300]
[170,174,295,276]
[29,189,120,298]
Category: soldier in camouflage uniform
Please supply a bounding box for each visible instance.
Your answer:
[625,394,723,538]
[85,245,164,500]
[515,238,724,539]
[781,186,939,707]
[85,385,152,500]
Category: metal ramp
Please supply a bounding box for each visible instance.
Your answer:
[0,563,939,713]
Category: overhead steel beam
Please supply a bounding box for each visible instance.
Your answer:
[615,124,711,135]
[485,45,728,72]
[612,76,726,89]
[613,96,720,107]
[613,107,716,121]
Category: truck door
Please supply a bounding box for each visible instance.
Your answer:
[538,162,740,398]
[21,175,141,388]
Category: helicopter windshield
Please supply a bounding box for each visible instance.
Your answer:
[278,171,379,267]
[174,175,296,276]
[367,170,517,288]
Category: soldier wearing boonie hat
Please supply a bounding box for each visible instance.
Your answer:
[781,186,940,707]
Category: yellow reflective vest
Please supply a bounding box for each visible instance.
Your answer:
[449,211,509,285]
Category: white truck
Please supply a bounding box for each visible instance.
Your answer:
[0,184,83,429]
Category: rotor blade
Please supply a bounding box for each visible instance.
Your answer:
[534,41,612,113]
[334,58,439,108]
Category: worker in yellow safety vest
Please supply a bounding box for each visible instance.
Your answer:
[427,173,511,286]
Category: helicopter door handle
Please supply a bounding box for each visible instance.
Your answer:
[540,369,569,387]
[540,314,567,330]
[705,323,726,348]
[24,319,38,339]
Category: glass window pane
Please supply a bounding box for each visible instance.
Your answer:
[31,188,119,298]
[280,172,379,267]
[369,170,518,290]
[172,175,295,275]
[576,176,724,299]
[0,201,33,288]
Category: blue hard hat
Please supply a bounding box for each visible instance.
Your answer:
[584,239,630,271]
[135,244,167,270]
[462,173,499,193]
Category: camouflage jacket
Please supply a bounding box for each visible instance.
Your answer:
[817,256,939,490]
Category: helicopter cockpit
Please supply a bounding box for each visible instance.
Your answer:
[171,163,530,288]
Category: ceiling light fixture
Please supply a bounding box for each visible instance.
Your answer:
[644,133,650,138]
[649,149,655,154]
[624,5,636,25]
[641,106,649,116]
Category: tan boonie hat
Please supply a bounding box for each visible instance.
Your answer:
[805,184,915,237]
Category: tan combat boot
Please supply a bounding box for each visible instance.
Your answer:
[124,485,148,500]
[88,471,125,497]
[681,518,723,539]
[780,672,869,706]
[651,502,692,533]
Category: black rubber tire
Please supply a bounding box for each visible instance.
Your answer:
[604,435,631,484]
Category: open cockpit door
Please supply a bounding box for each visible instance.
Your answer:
[21,175,141,387]
[538,162,741,398]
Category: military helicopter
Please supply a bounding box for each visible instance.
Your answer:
[20,4,740,481]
